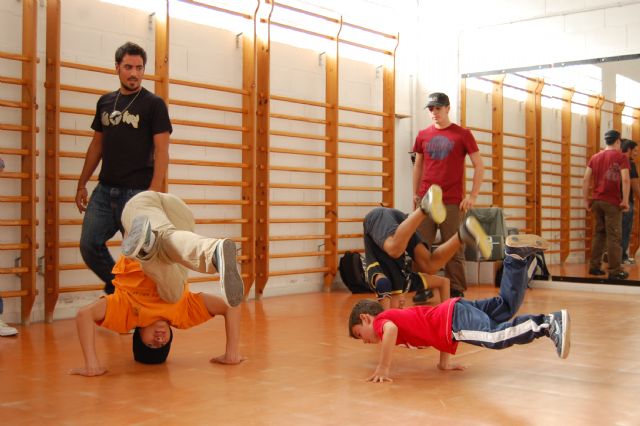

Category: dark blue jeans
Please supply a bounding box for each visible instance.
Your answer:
[80,183,143,294]
[621,203,634,260]
[451,255,549,349]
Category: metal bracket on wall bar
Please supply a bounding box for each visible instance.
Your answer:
[14,257,21,278]
[148,12,155,31]
[318,52,325,67]
[236,33,243,49]
[376,65,383,78]
[38,256,45,276]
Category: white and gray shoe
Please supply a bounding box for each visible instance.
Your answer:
[213,239,244,307]
[122,216,154,259]
[547,310,571,359]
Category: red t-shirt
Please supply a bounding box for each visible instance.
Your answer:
[413,124,479,204]
[372,298,460,354]
[587,149,630,206]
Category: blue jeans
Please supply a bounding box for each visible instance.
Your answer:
[80,183,143,294]
[451,255,549,349]
[621,203,634,260]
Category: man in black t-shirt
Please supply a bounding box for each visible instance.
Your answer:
[75,42,172,294]
[621,139,640,264]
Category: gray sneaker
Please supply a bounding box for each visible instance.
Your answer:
[505,234,549,260]
[122,216,153,259]
[420,185,446,224]
[213,239,244,307]
[547,310,570,359]
[459,216,492,260]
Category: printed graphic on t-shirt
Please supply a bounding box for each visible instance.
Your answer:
[605,163,622,182]
[101,111,141,129]
[426,135,454,160]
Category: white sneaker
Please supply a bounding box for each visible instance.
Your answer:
[122,216,154,259]
[420,185,446,224]
[0,319,18,337]
[213,239,244,307]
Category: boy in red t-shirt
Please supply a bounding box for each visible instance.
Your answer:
[349,235,570,383]
[70,191,245,377]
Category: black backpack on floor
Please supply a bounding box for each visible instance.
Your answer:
[339,252,373,294]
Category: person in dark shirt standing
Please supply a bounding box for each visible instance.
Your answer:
[75,42,172,294]
[620,139,640,264]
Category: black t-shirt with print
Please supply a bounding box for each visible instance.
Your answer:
[91,87,172,189]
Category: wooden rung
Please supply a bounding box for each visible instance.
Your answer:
[58,174,97,181]
[270,165,331,174]
[58,105,94,116]
[171,138,248,151]
[171,158,249,169]
[503,192,533,198]
[502,132,528,139]
[0,219,31,226]
[57,284,104,293]
[338,186,389,192]
[0,290,30,298]
[0,172,31,179]
[270,250,331,259]
[337,233,364,239]
[338,122,384,132]
[338,169,389,177]
[0,195,32,203]
[337,153,388,162]
[59,150,86,159]
[270,94,331,109]
[269,266,331,277]
[467,126,494,134]
[0,76,26,86]
[270,218,331,223]
[270,234,330,241]
[59,84,109,96]
[168,118,246,133]
[269,129,330,141]
[57,219,82,226]
[502,204,533,209]
[269,113,327,125]
[0,99,28,109]
[187,276,220,284]
[169,98,244,114]
[0,243,30,250]
[270,147,331,157]
[338,218,363,223]
[56,263,86,271]
[169,78,248,96]
[541,138,561,144]
[168,178,247,187]
[338,202,389,207]
[270,183,331,190]
[0,123,31,132]
[59,128,93,137]
[337,138,386,147]
[0,266,29,274]
[338,105,387,117]
[60,60,161,82]
[183,199,250,205]
[0,51,33,62]
[270,201,332,206]
[0,147,31,156]
[195,218,250,225]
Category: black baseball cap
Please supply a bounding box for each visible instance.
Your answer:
[132,327,173,364]
[604,129,621,144]
[425,92,450,108]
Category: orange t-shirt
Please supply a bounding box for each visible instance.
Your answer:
[98,256,213,333]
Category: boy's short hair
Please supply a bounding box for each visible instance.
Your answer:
[348,299,384,338]
[132,327,173,364]
[115,42,147,66]
[621,138,637,153]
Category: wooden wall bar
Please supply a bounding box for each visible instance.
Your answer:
[0,0,39,325]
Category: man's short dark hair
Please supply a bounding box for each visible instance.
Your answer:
[115,42,147,66]
[621,138,637,153]
[604,129,621,146]
[348,299,384,338]
[132,327,173,364]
